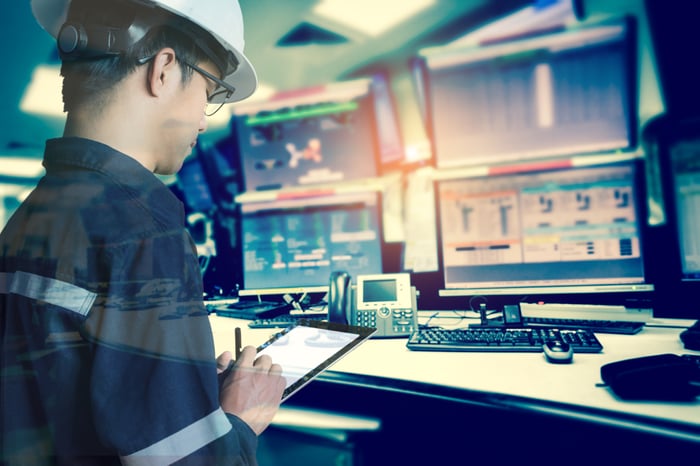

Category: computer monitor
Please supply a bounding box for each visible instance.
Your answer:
[176,138,242,213]
[231,78,380,192]
[436,159,653,298]
[421,17,637,169]
[238,191,384,296]
[649,118,700,317]
[176,155,216,213]
[174,141,246,295]
[666,139,700,282]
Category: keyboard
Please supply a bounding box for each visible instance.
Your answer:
[406,327,603,353]
[523,316,645,335]
[249,313,327,328]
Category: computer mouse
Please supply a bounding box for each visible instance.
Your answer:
[543,340,573,364]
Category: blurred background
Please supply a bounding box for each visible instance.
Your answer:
[0,0,662,199]
[1,0,698,317]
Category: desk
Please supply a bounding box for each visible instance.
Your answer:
[209,313,700,463]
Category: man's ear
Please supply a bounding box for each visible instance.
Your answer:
[146,48,178,98]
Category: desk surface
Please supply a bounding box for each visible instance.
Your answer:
[209,313,700,442]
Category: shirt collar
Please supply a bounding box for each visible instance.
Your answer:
[44,137,154,185]
[42,137,184,226]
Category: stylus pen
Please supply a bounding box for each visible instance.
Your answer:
[220,328,242,379]
[235,327,242,360]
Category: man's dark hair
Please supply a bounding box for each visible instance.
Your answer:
[60,0,221,112]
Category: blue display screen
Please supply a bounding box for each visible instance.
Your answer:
[234,83,379,191]
[239,191,384,294]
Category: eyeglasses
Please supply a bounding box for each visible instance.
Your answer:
[136,55,235,116]
[181,60,236,116]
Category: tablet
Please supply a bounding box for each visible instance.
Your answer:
[257,319,376,402]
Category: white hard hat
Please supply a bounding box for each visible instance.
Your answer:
[30,0,257,103]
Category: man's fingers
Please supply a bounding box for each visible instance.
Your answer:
[253,354,273,370]
[234,345,257,368]
[231,347,282,379]
[269,363,283,377]
[216,351,232,373]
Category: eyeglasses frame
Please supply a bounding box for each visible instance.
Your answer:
[136,54,236,116]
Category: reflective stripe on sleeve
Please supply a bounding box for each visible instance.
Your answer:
[121,408,233,466]
[7,271,96,316]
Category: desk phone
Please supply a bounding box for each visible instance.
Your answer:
[328,271,417,338]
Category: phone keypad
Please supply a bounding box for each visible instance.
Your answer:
[393,309,415,332]
[357,310,377,327]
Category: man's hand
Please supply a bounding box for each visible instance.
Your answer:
[216,350,233,374]
[219,345,286,435]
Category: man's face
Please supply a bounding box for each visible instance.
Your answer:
[153,60,218,175]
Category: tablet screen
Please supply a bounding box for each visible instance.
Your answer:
[257,319,376,401]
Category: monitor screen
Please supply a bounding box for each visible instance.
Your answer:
[238,191,384,296]
[667,138,700,281]
[436,160,652,296]
[422,18,637,168]
[177,155,215,213]
[232,79,379,192]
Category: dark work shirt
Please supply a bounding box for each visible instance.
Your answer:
[0,138,256,465]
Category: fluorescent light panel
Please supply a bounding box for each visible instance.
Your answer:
[313,0,436,37]
[20,65,64,117]
[0,157,45,178]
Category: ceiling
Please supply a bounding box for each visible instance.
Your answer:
[238,0,527,91]
[0,0,529,177]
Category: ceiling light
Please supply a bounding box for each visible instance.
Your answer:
[0,157,45,178]
[312,0,435,37]
[20,65,65,117]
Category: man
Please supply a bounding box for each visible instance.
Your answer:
[0,0,285,464]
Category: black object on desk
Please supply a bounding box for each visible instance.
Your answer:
[214,300,293,320]
[469,304,645,335]
[467,303,519,329]
[601,353,700,401]
[407,327,603,353]
[680,320,700,350]
[523,316,645,335]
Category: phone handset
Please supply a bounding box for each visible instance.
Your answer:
[328,270,352,324]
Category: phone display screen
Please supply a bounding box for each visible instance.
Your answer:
[363,279,397,302]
